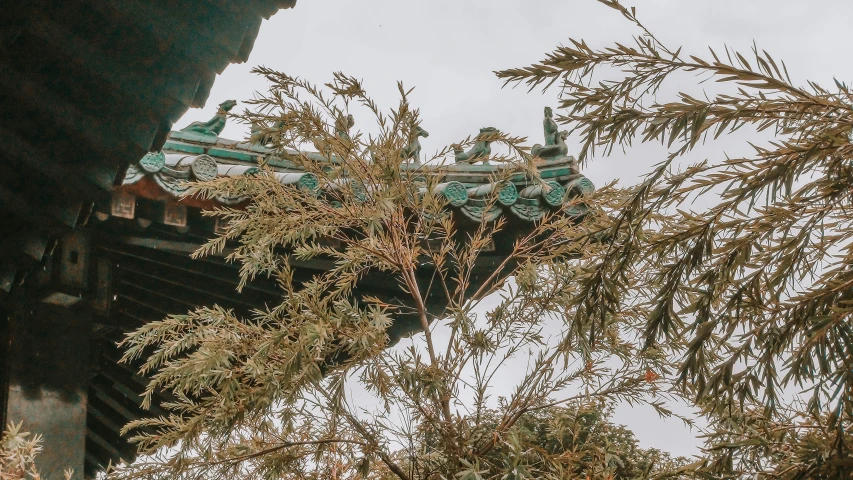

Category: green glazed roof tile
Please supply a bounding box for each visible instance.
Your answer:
[125,130,595,223]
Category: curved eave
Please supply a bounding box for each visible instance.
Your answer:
[115,132,595,226]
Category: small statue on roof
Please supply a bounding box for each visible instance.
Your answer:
[453,127,498,163]
[531,107,570,161]
[401,124,429,163]
[250,120,274,146]
[334,113,355,143]
[180,99,237,137]
[542,106,558,146]
[308,113,355,158]
[532,130,569,161]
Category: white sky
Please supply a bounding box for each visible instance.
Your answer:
[173,0,853,458]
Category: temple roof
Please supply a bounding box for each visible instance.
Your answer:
[116,128,595,224]
[0,0,297,296]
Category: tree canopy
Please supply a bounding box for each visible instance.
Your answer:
[105,70,678,479]
[498,0,853,477]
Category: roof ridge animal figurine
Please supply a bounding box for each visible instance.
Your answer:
[532,107,570,161]
[401,124,429,163]
[453,126,499,163]
[307,114,355,160]
[250,120,273,146]
[542,106,558,147]
[181,99,237,137]
[532,130,569,161]
[334,113,355,144]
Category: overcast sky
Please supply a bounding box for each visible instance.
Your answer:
[173,0,853,457]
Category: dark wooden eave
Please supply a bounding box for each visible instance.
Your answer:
[0,0,297,297]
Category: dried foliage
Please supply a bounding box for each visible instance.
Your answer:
[373,402,689,480]
[497,0,853,477]
[0,423,72,480]
[107,71,685,479]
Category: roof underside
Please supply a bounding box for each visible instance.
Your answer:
[0,0,296,297]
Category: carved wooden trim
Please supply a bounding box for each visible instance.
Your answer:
[163,203,187,227]
[110,192,136,219]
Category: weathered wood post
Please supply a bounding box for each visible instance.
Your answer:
[2,229,94,479]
